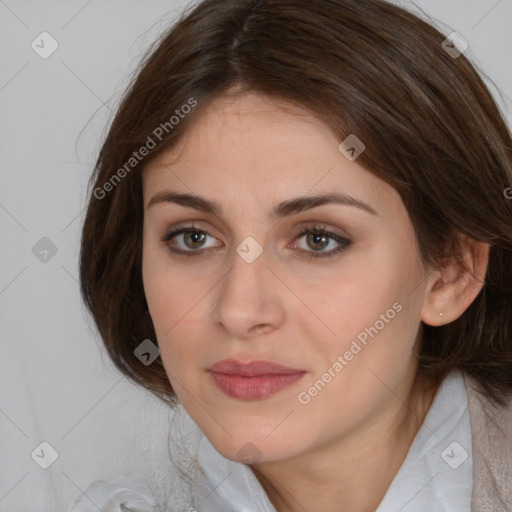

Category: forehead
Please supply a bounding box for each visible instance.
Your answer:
[142,92,400,219]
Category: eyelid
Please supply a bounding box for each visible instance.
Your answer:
[290,221,351,239]
[162,221,347,242]
[162,219,350,239]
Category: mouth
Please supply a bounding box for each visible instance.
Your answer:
[208,359,306,400]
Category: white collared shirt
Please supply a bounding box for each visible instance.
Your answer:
[375,369,473,511]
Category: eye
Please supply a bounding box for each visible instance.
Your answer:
[290,224,352,260]
[161,223,220,258]
[161,223,352,260]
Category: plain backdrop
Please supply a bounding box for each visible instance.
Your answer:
[0,1,511,511]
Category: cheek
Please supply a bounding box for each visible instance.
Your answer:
[142,260,210,376]
[295,299,419,434]
[144,278,199,353]
[305,245,422,378]
[307,262,397,341]
[142,246,182,350]
[142,238,200,324]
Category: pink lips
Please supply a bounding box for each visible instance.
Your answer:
[208,359,306,400]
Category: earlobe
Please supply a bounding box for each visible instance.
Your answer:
[420,236,490,327]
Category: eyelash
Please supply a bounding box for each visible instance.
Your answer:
[161,223,352,261]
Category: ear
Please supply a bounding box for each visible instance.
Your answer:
[421,235,490,326]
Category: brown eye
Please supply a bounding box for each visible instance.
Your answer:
[162,227,220,257]
[291,225,352,260]
[305,232,331,251]
[182,230,208,249]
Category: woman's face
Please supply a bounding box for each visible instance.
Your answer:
[142,92,433,463]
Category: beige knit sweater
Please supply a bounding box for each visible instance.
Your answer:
[465,372,512,511]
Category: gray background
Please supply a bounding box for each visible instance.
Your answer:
[1,1,511,510]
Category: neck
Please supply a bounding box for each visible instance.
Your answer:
[251,373,440,512]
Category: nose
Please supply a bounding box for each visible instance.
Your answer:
[210,246,286,339]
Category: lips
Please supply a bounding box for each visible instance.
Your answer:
[208,359,306,400]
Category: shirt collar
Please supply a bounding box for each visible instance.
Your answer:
[375,369,472,511]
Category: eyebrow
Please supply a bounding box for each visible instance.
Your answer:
[147,191,379,219]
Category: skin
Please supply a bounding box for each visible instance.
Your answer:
[141,92,489,512]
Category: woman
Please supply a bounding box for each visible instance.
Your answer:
[73,0,512,510]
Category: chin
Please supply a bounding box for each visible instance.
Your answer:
[203,424,302,465]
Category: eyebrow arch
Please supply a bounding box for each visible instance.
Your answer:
[147,191,379,218]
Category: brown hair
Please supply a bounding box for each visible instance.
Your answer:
[79,0,512,407]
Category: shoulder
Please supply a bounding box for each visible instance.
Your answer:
[70,406,204,512]
[463,372,512,511]
[69,475,158,512]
